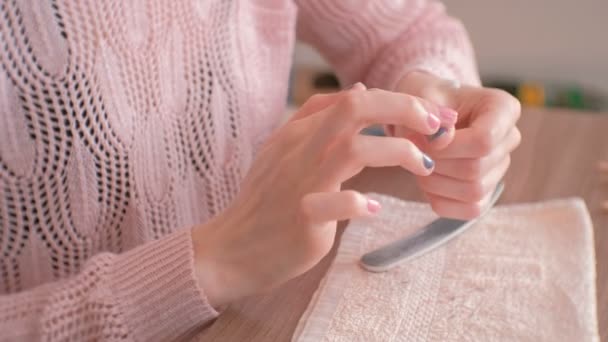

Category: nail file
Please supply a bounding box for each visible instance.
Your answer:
[360,182,505,273]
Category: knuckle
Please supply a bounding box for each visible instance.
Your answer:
[463,202,483,219]
[504,92,522,113]
[464,181,486,202]
[341,190,362,210]
[489,88,522,116]
[474,129,495,156]
[513,128,522,147]
[338,92,364,121]
[487,88,509,99]
[464,159,484,179]
[342,138,360,163]
[429,199,445,217]
[504,154,512,169]
[488,88,511,101]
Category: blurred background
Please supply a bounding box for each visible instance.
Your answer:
[290,0,608,112]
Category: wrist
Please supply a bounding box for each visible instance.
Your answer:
[396,71,461,108]
[397,71,440,93]
[191,217,233,309]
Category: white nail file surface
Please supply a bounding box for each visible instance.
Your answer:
[360,182,505,273]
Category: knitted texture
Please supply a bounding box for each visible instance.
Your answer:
[0,0,478,340]
[293,195,599,341]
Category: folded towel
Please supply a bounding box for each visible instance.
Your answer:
[293,195,599,341]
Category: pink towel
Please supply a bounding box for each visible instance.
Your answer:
[293,195,599,341]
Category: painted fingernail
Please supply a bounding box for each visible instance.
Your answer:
[422,153,435,169]
[427,112,441,130]
[427,126,447,141]
[367,199,381,213]
[438,106,458,125]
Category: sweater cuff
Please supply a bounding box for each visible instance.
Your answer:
[109,229,219,341]
[366,50,481,92]
[364,27,481,90]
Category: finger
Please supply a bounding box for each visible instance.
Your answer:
[291,82,367,121]
[431,127,488,159]
[318,135,435,186]
[435,90,520,159]
[424,191,489,220]
[426,106,458,148]
[433,128,520,181]
[436,105,459,127]
[320,89,444,139]
[400,125,457,152]
[468,88,521,143]
[408,96,458,127]
[418,155,510,203]
[426,125,457,150]
[384,104,458,151]
[343,82,367,92]
[300,190,380,224]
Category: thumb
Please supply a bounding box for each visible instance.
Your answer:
[388,100,458,152]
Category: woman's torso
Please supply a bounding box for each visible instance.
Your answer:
[0,0,295,293]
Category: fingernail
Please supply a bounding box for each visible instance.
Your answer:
[422,153,435,169]
[427,112,441,130]
[344,82,365,91]
[367,199,381,213]
[438,106,458,125]
[427,126,447,141]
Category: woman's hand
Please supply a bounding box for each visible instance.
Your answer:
[191,84,456,308]
[392,72,522,220]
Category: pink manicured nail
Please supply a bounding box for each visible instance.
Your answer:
[367,199,381,213]
[438,106,458,125]
[427,113,441,130]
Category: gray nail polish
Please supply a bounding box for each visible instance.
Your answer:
[422,154,435,169]
[427,127,447,141]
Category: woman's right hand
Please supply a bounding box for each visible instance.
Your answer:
[191,84,456,308]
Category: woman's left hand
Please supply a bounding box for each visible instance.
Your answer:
[391,71,522,220]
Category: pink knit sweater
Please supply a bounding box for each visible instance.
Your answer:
[0,0,478,340]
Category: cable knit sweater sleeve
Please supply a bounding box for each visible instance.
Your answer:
[0,1,479,340]
[0,230,218,341]
[295,0,481,89]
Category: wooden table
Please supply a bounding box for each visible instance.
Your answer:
[196,108,608,341]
